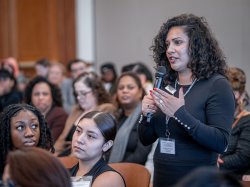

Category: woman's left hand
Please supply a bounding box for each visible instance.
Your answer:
[151,88,185,117]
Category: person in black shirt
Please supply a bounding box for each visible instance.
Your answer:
[138,14,235,187]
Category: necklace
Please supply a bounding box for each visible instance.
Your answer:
[174,78,197,97]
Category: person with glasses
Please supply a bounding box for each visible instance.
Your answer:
[54,72,115,157]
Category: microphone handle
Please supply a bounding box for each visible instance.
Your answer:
[146,113,153,122]
[146,76,163,122]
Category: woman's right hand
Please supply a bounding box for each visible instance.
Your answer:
[217,156,224,167]
[141,93,158,116]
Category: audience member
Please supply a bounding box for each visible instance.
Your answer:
[54,72,115,156]
[24,76,68,142]
[48,62,75,114]
[241,91,250,111]
[0,104,54,177]
[173,167,242,187]
[0,57,20,79]
[100,62,117,94]
[34,58,51,78]
[67,59,92,80]
[2,147,71,187]
[122,62,155,177]
[138,14,235,187]
[122,62,153,94]
[218,67,250,179]
[16,73,29,100]
[0,69,22,112]
[108,72,151,164]
[70,111,125,187]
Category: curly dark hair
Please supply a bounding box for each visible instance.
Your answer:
[73,72,112,105]
[24,76,63,107]
[151,13,228,82]
[0,104,54,174]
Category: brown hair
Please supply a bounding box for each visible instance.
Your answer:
[73,72,112,105]
[77,111,117,142]
[227,67,246,95]
[6,147,71,187]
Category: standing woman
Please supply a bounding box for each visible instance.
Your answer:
[108,72,152,164]
[138,14,235,186]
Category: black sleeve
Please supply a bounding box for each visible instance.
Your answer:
[220,118,250,169]
[137,114,158,146]
[124,124,152,164]
[173,78,235,153]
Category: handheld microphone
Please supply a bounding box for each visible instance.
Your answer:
[146,66,167,122]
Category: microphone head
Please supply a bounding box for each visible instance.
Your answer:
[155,66,166,78]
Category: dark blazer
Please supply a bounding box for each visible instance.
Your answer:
[46,106,68,142]
[220,113,250,179]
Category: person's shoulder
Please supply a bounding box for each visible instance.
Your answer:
[92,171,125,187]
[239,111,250,125]
[205,73,226,82]
[200,73,229,87]
[62,77,73,85]
[97,103,116,113]
[50,106,68,117]
[71,104,81,112]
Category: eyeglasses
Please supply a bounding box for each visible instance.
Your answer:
[75,90,92,98]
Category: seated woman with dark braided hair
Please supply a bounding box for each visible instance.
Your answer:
[0,103,54,178]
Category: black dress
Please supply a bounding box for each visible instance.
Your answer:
[138,74,235,186]
[70,158,126,186]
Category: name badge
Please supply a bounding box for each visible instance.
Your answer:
[71,176,93,187]
[160,138,175,154]
[165,85,176,95]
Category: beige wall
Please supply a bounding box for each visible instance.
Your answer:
[94,0,250,92]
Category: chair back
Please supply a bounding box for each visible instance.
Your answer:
[109,162,151,187]
[58,156,78,169]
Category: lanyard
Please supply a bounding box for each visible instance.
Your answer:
[164,78,198,138]
[174,78,197,97]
